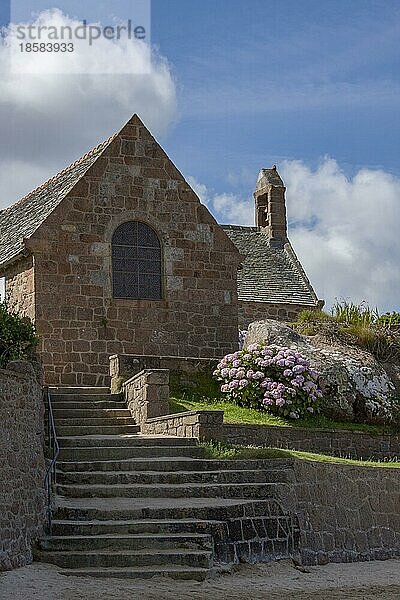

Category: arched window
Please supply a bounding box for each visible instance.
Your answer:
[112,221,162,299]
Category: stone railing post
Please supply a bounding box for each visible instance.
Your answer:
[122,369,169,426]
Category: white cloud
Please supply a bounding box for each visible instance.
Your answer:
[281,158,400,312]
[6,9,152,76]
[187,176,252,226]
[212,193,253,226]
[0,9,177,209]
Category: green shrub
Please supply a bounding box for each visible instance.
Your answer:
[0,301,39,368]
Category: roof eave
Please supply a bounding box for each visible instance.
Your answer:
[0,249,28,277]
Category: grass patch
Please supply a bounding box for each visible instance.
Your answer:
[199,441,400,468]
[169,396,389,436]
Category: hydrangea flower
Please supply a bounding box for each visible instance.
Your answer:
[213,342,322,420]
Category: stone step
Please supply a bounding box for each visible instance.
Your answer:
[51,518,227,538]
[58,445,206,461]
[38,533,213,552]
[51,400,126,410]
[50,387,110,396]
[56,566,209,581]
[57,425,140,437]
[34,548,212,569]
[55,417,135,427]
[53,408,132,419]
[57,468,292,486]
[55,481,286,500]
[57,436,198,448]
[56,457,294,473]
[53,497,270,522]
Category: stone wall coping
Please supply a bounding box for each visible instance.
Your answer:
[122,368,170,388]
[295,457,400,472]
[223,422,398,440]
[145,410,224,423]
[122,370,146,387]
[110,353,216,363]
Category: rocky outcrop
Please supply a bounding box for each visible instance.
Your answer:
[245,320,398,425]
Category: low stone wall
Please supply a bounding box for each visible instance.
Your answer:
[122,370,169,425]
[294,460,400,564]
[110,354,217,393]
[143,410,224,441]
[0,362,46,571]
[223,423,400,462]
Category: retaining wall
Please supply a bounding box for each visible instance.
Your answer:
[0,362,46,570]
[223,423,400,461]
[293,460,400,564]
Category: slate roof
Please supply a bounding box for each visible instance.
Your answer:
[222,225,319,306]
[0,135,115,268]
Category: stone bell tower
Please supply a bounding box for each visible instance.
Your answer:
[254,165,288,248]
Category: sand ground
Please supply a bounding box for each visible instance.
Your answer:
[1,559,400,600]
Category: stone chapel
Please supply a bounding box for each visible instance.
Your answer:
[0,115,321,385]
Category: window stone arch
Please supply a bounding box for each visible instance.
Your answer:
[111,221,162,299]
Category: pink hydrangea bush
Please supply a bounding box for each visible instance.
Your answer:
[213,343,322,420]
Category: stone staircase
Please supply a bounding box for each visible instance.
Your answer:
[36,387,298,580]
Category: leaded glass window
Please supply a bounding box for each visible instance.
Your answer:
[112,221,162,299]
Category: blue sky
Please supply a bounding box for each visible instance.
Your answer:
[0,1,10,29]
[152,0,400,194]
[1,0,399,310]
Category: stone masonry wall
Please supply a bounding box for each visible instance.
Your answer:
[223,423,400,462]
[3,256,35,321]
[143,410,224,440]
[294,460,400,564]
[0,362,46,571]
[238,300,316,330]
[123,369,169,425]
[13,116,240,386]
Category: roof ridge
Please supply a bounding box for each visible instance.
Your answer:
[2,132,117,213]
[221,224,258,231]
